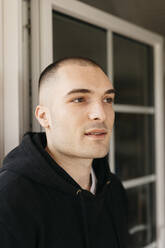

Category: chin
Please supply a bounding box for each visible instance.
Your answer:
[88,149,109,159]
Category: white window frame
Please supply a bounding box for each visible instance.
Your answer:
[31,0,165,247]
[0,0,25,157]
[3,0,23,154]
[0,0,4,166]
[0,0,30,159]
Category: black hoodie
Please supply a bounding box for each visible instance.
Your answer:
[0,132,128,248]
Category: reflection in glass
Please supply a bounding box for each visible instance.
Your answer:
[52,11,107,73]
[113,33,154,106]
[115,113,155,180]
[127,183,156,247]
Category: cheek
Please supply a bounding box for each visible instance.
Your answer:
[112,109,115,121]
[66,105,88,123]
[106,108,115,125]
[50,106,81,132]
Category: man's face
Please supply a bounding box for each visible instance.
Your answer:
[46,64,115,159]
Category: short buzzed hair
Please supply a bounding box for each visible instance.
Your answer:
[38,57,103,92]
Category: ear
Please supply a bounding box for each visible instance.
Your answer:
[35,105,50,128]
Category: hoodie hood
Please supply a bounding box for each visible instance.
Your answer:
[2,132,112,197]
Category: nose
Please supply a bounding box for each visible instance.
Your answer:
[88,102,106,121]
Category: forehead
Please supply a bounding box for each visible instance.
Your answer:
[52,64,113,94]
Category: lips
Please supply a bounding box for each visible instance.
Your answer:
[85,129,107,136]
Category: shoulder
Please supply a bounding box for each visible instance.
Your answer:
[0,169,41,219]
[109,172,126,192]
[0,169,31,197]
[107,173,129,246]
[0,170,42,240]
[108,172,128,209]
[0,169,19,193]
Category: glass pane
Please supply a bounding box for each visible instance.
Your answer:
[127,183,156,247]
[113,33,154,106]
[115,113,155,180]
[52,11,107,73]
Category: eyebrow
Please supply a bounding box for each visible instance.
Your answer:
[65,88,116,97]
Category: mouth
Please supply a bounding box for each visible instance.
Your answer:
[84,129,107,139]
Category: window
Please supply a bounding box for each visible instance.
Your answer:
[52,11,107,73]
[113,34,156,246]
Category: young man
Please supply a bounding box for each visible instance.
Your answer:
[0,57,128,247]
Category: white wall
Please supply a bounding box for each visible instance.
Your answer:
[0,0,29,164]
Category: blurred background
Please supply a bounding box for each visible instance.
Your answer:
[0,0,165,247]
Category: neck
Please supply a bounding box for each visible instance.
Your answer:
[45,146,93,191]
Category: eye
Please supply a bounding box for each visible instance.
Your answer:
[72,97,85,103]
[103,97,113,103]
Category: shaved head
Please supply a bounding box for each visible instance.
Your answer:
[38,57,103,105]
